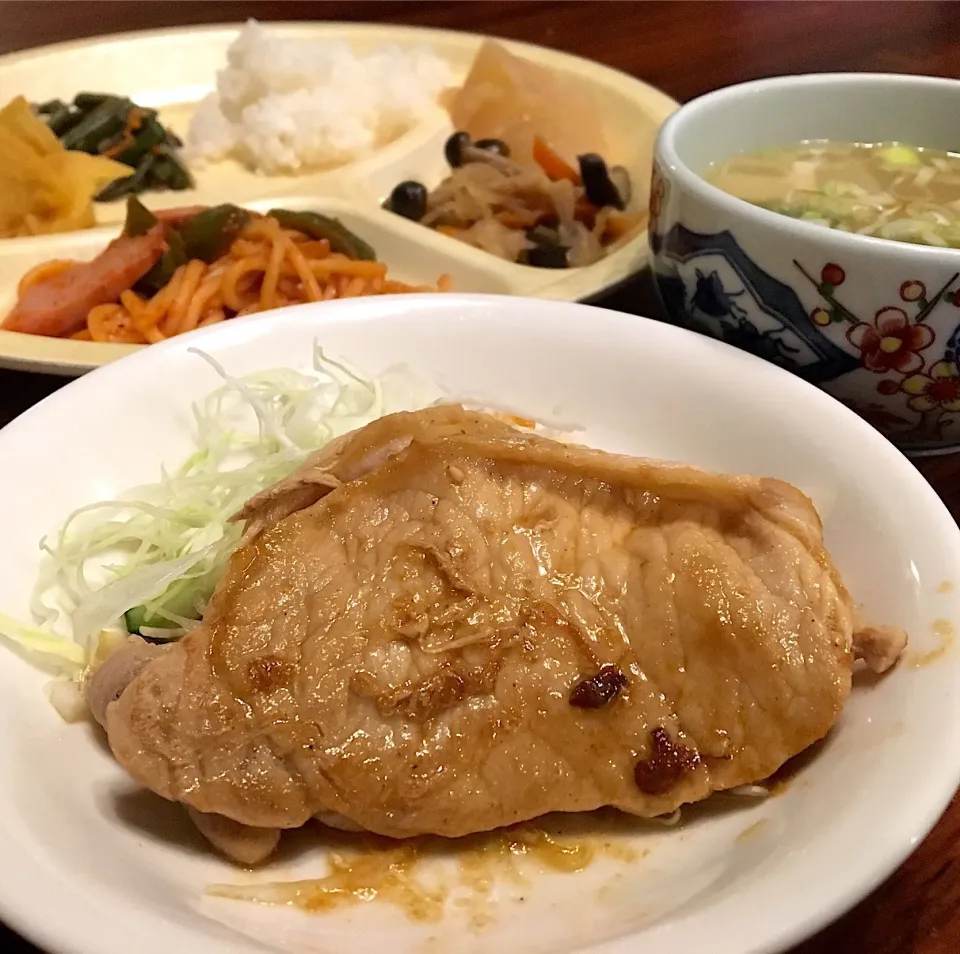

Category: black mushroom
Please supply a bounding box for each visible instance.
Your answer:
[444,131,511,168]
[569,664,628,708]
[578,153,627,210]
[386,180,429,221]
[523,244,569,269]
[521,226,569,269]
[444,131,472,168]
[474,137,511,157]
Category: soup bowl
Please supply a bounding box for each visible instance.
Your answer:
[650,73,960,455]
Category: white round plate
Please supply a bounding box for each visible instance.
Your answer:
[0,22,677,376]
[0,294,958,954]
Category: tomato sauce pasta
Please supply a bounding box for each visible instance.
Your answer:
[6,205,452,344]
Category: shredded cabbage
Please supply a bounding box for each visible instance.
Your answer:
[0,345,429,680]
[761,185,960,247]
[712,141,960,248]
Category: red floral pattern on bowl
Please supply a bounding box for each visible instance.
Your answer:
[795,259,960,450]
[846,308,933,375]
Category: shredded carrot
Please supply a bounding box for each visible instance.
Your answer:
[533,135,580,184]
[496,209,544,229]
[102,108,146,159]
[102,130,135,159]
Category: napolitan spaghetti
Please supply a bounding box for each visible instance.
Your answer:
[4,199,452,345]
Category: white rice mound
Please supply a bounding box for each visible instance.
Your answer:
[185,20,454,174]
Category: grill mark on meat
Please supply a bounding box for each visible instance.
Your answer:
[634,727,699,795]
[569,664,627,708]
[248,655,295,693]
[391,668,467,720]
[353,657,500,720]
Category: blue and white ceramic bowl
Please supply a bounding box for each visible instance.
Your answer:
[651,73,960,455]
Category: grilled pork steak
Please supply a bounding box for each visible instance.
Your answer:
[96,406,905,859]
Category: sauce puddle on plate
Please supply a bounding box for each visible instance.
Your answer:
[207,812,641,925]
[907,618,955,668]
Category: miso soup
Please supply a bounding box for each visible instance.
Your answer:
[707,141,960,248]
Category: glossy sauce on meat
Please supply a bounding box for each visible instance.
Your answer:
[97,406,907,861]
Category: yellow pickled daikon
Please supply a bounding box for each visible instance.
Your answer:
[0,96,128,238]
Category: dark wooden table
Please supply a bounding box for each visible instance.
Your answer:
[1,3,959,952]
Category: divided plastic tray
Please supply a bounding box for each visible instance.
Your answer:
[0,21,678,374]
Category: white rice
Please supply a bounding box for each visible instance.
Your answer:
[185,20,453,174]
